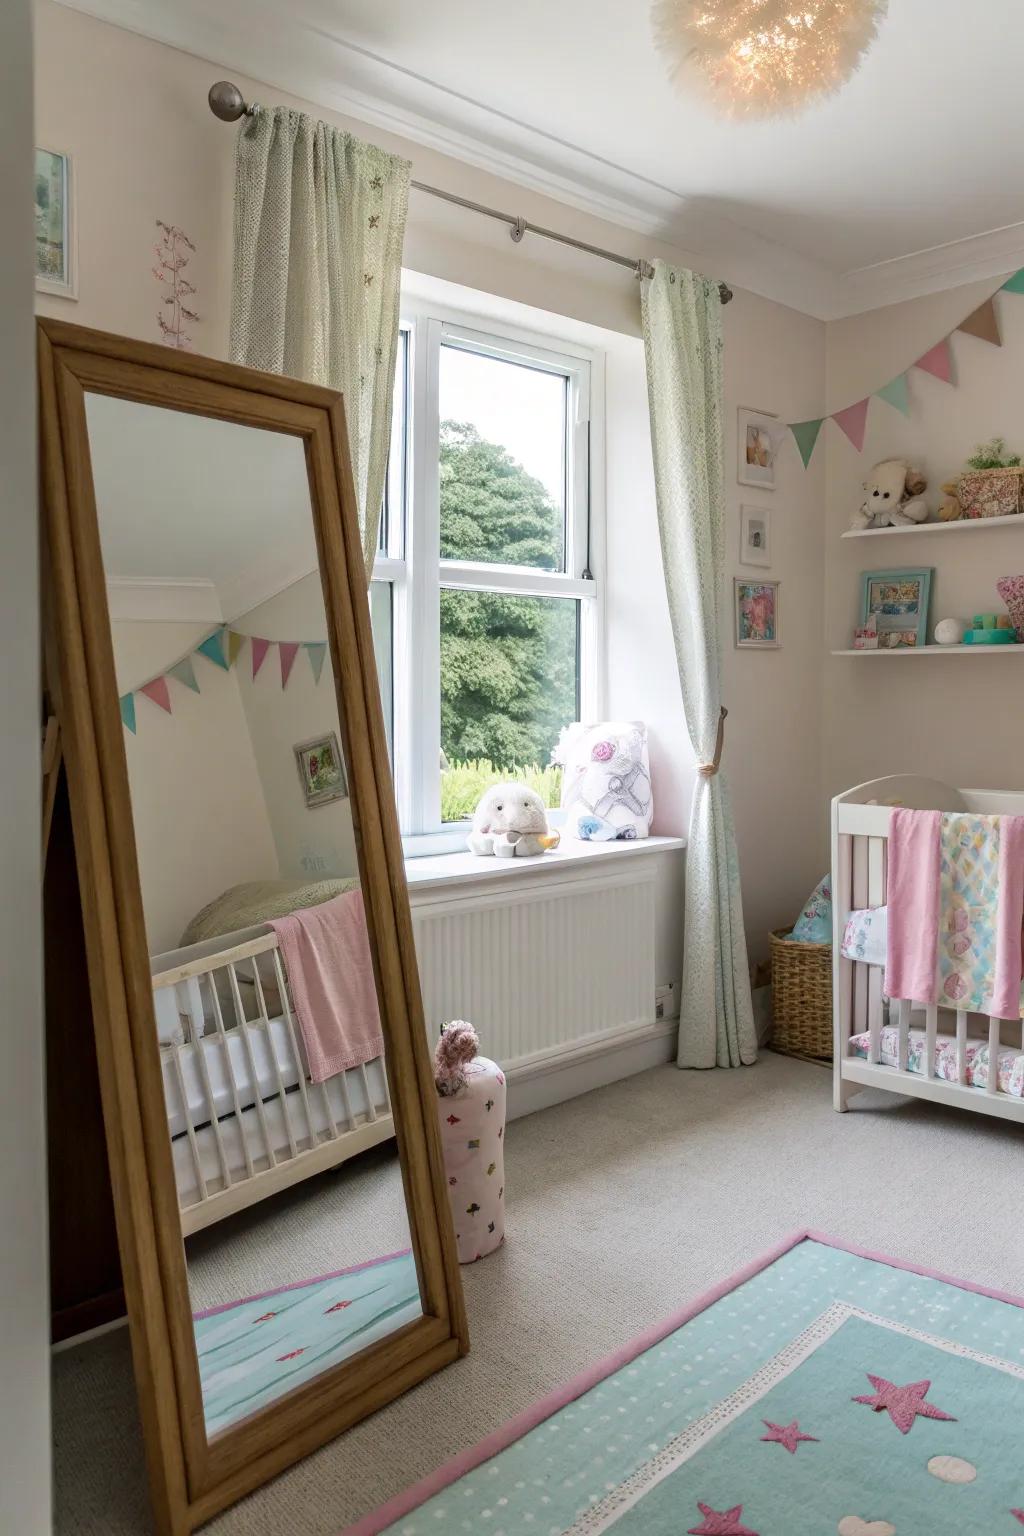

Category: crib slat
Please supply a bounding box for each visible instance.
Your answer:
[271,949,318,1146]
[987,1017,1001,1095]
[336,1069,357,1133]
[188,975,232,1191]
[250,963,297,1161]
[897,998,911,1073]
[169,1043,207,1202]
[358,1062,377,1123]
[228,962,277,1168]
[956,1010,968,1085]
[208,976,255,1179]
[832,832,854,1074]
[852,837,869,1037]
[924,1003,938,1082]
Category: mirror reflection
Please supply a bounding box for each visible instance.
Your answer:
[85,393,420,1439]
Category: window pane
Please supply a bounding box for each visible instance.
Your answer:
[369,580,394,766]
[439,344,567,571]
[439,588,578,822]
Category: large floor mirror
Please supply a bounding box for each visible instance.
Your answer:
[38,320,467,1535]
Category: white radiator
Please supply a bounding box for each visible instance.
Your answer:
[409,861,657,1077]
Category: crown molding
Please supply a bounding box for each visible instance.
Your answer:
[834,220,1024,318]
[106,577,223,624]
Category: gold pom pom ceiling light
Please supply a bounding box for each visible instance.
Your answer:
[653,0,887,118]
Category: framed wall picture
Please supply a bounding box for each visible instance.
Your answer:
[294,731,348,807]
[737,407,780,491]
[859,568,933,649]
[735,579,781,648]
[35,148,77,299]
[739,504,772,568]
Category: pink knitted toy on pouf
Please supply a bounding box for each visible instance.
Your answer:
[434,1021,506,1264]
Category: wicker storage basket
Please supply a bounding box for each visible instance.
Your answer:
[769,927,832,1059]
[958,466,1024,520]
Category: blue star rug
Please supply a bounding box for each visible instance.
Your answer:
[341,1232,1024,1536]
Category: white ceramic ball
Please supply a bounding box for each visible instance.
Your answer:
[934,617,966,646]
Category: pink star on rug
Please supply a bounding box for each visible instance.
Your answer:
[687,1502,760,1536]
[852,1375,956,1435]
[760,1418,818,1453]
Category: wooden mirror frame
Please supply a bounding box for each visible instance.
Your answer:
[38,319,468,1536]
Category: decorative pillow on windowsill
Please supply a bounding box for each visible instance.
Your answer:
[554,721,653,842]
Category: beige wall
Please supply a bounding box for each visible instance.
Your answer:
[111,619,280,950]
[35,0,831,967]
[824,277,1024,803]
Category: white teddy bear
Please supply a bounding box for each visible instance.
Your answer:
[469,782,560,858]
[850,458,929,531]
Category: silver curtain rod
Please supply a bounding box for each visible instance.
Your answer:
[208,81,734,305]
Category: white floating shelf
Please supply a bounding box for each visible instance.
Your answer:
[832,644,1024,657]
[842,513,1024,538]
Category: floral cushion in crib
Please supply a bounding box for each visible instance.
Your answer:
[849,1024,1024,1097]
[841,906,887,966]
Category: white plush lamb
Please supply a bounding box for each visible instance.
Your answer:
[469,782,560,859]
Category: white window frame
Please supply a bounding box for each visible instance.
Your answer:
[372,298,605,848]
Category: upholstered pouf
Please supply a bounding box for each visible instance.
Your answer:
[434,1022,506,1264]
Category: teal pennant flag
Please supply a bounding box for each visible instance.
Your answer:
[1001,268,1024,294]
[789,418,824,469]
[167,657,200,693]
[119,694,137,734]
[875,374,910,416]
[305,642,327,684]
[196,627,229,670]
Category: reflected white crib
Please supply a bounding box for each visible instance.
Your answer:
[832,775,1024,1126]
[151,925,394,1234]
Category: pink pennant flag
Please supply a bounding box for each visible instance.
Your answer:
[914,337,953,384]
[139,676,172,714]
[279,641,300,689]
[831,398,870,452]
[251,636,271,680]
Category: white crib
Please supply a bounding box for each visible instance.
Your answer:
[151,925,394,1235]
[832,775,1024,1127]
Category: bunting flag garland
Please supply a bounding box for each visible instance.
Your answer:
[167,657,199,693]
[875,374,910,416]
[196,626,229,670]
[251,635,271,679]
[832,398,870,451]
[279,641,300,689]
[139,676,172,714]
[305,642,327,684]
[120,626,329,734]
[914,337,953,384]
[787,267,1022,467]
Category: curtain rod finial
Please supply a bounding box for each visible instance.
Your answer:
[209,81,249,122]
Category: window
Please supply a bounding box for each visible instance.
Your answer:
[372,303,601,845]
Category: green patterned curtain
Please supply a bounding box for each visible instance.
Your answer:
[230,108,410,577]
[641,262,757,1069]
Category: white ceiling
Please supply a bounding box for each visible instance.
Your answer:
[61,0,1024,317]
[86,392,317,619]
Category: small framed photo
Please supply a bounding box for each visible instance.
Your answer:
[35,148,77,299]
[294,731,348,808]
[860,568,933,649]
[735,579,780,648]
[737,407,779,491]
[739,504,772,568]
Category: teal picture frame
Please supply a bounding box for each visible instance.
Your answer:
[860,567,933,649]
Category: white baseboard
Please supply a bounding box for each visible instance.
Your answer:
[504,1018,678,1121]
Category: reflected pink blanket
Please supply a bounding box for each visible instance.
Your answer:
[884,808,941,1004]
[269,889,383,1083]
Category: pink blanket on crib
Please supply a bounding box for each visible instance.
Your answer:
[885,807,1024,1015]
[268,889,383,1083]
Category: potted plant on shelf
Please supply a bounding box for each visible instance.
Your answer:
[959,438,1024,519]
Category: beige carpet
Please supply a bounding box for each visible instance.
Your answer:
[53,1052,1024,1534]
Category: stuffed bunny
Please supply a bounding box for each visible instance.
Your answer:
[469,782,560,858]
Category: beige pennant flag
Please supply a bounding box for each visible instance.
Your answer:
[957,297,1001,346]
[227,629,245,666]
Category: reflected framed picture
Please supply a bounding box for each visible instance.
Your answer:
[35,148,77,299]
[739,504,772,568]
[735,578,781,648]
[860,567,933,649]
[737,407,779,491]
[294,731,348,807]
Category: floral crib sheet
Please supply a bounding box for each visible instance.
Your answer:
[849,1023,1024,1098]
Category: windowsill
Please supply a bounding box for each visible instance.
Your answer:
[403,833,686,894]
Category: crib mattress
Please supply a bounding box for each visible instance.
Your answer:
[162,1016,305,1140]
[849,1024,1024,1098]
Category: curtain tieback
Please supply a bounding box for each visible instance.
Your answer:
[696,707,727,779]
